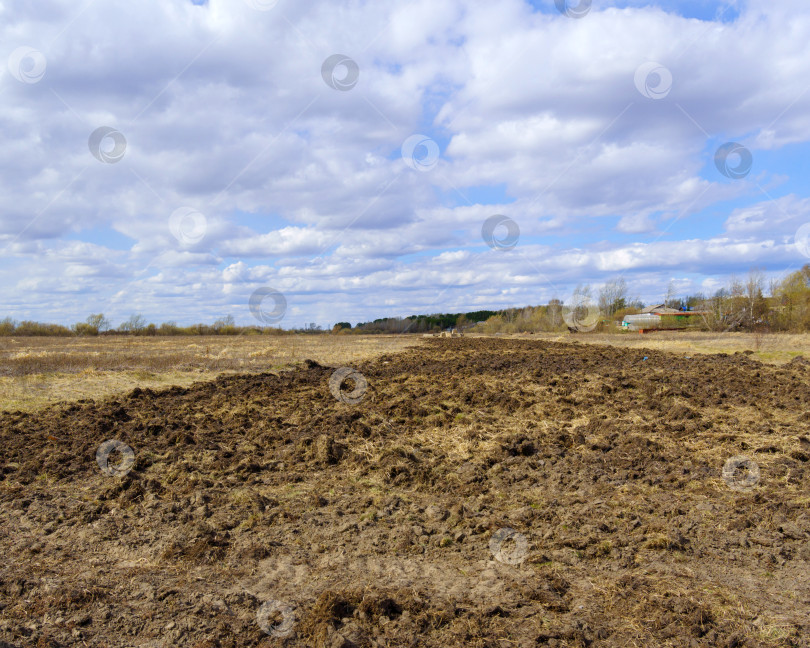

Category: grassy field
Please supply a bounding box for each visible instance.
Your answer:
[0,335,420,412]
[518,330,810,363]
[2,331,809,412]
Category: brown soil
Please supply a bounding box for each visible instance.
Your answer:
[1,338,809,647]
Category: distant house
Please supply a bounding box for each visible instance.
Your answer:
[623,304,707,332]
[639,304,682,315]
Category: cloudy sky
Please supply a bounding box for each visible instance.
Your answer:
[2,0,810,328]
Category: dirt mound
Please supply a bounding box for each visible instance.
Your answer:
[1,339,809,646]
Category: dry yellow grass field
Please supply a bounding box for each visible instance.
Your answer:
[508,330,810,364]
[2,330,809,412]
[0,335,420,412]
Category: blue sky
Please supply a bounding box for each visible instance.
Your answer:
[2,0,809,328]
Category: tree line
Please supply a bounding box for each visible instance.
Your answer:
[3,266,810,336]
[349,310,499,334]
[477,267,810,334]
[0,313,294,337]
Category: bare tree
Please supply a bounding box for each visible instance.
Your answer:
[701,278,746,331]
[745,268,765,325]
[728,275,744,298]
[573,283,592,299]
[212,314,235,332]
[547,298,563,329]
[120,314,147,334]
[664,280,678,308]
[86,313,111,334]
[598,278,628,317]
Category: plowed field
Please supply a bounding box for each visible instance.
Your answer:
[2,338,809,647]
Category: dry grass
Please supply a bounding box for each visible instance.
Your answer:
[4,329,810,413]
[0,335,418,412]
[501,330,810,364]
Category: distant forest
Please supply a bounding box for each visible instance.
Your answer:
[345,266,810,334]
[4,266,810,336]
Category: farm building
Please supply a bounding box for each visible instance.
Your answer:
[622,304,707,332]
